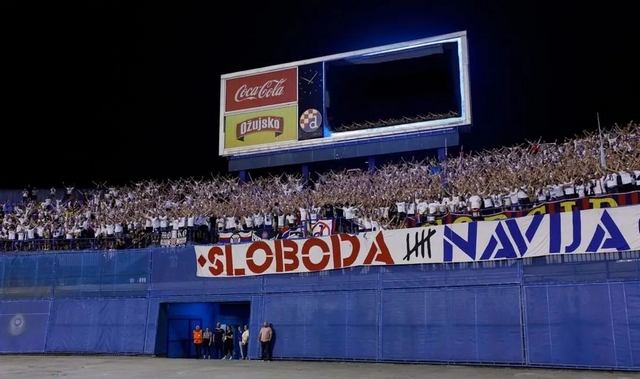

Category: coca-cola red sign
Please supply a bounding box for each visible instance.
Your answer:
[225,68,298,112]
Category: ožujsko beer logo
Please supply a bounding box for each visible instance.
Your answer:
[236,116,284,141]
[299,108,322,132]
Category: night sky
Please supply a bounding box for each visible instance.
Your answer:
[2,1,639,187]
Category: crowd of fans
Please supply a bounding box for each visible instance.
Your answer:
[1,122,639,251]
[334,111,459,132]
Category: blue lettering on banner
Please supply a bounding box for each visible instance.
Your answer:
[586,210,630,252]
[443,210,632,262]
[443,222,477,262]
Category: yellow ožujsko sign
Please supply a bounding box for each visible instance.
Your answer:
[224,105,297,149]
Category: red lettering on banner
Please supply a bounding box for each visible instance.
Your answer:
[207,246,225,276]
[363,232,394,265]
[246,241,274,274]
[330,235,342,269]
[282,239,299,272]
[301,238,331,271]
[224,244,235,276]
[274,240,285,272]
[330,233,360,269]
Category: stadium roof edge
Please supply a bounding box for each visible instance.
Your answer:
[220,31,468,79]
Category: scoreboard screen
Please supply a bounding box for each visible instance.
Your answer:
[219,31,470,157]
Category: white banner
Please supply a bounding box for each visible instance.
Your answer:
[195,205,640,277]
[161,229,187,247]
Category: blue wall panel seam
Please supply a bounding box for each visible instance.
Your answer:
[607,282,619,367]
[621,282,634,365]
[545,286,553,361]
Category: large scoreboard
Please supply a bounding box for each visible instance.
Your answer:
[219,31,471,167]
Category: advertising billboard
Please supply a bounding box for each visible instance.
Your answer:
[220,31,470,157]
[224,67,298,112]
[223,105,298,149]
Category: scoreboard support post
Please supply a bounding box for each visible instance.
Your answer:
[367,157,377,173]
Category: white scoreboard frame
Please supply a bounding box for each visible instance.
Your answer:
[219,31,471,157]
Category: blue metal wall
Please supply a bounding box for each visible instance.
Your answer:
[1,247,640,369]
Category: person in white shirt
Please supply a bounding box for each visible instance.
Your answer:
[286,213,296,228]
[115,223,124,238]
[468,195,482,216]
[551,185,565,200]
[605,173,619,194]
[416,201,428,221]
[380,207,390,220]
[225,216,236,232]
[619,171,634,192]
[592,178,604,195]
[264,213,273,230]
[517,187,529,206]
[277,214,286,231]
[508,190,519,210]
[159,216,168,232]
[395,201,406,219]
[563,182,577,199]
[482,197,494,212]
[254,213,264,229]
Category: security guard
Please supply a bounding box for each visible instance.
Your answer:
[192,325,203,358]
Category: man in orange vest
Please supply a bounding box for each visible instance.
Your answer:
[192,325,203,359]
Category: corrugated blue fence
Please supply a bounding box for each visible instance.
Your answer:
[1,247,640,369]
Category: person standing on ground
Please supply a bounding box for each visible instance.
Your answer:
[192,325,203,359]
[240,325,249,360]
[258,321,273,361]
[202,327,212,359]
[213,322,224,359]
[222,325,234,359]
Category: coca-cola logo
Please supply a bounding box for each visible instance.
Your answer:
[234,79,287,103]
[236,116,284,141]
[225,68,297,112]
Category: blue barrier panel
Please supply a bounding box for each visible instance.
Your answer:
[54,250,150,298]
[0,255,4,298]
[1,254,54,300]
[263,293,309,358]
[345,291,378,360]
[264,266,379,293]
[248,296,264,360]
[381,288,428,361]
[475,286,523,363]
[149,247,262,296]
[54,252,101,297]
[46,298,148,353]
[0,300,51,353]
[623,282,640,368]
[99,250,150,297]
[523,252,640,284]
[608,282,634,368]
[381,285,523,363]
[303,292,348,359]
[523,285,552,364]
[381,261,521,289]
[525,283,618,368]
